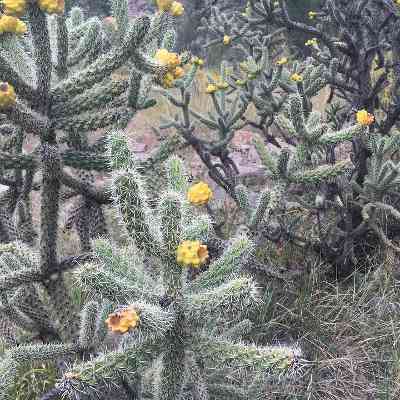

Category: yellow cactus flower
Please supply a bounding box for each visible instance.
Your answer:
[0,15,26,35]
[308,11,317,19]
[396,0,400,5]
[37,0,65,14]
[170,1,184,16]
[290,73,303,82]
[223,35,232,45]
[0,82,16,109]
[206,84,218,94]
[191,56,204,66]
[235,79,246,86]
[356,109,374,126]
[305,38,318,46]
[2,0,27,17]
[161,72,175,88]
[276,57,288,65]
[173,66,185,79]
[155,48,181,70]
[187,181,213,205]
[156,0,174,11]
[176,240,209,268]
[155,49,183,88]
[105,306,140,334]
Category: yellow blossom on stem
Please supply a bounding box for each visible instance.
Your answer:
[187,181,213,205]
[155,48,181,69]
[0,14,26,35]
[155,49,184,88]
[37,0,65,15]
[290,73,303,82]
[223,35,232,45]
[173,66,185,79]
[191,56,204,66]
[176,240,209,268]
[305,38,318,46]
[235,79,246,86]
[156,0,174,11]
[105,306,140,334]
[170,1,184,16]
[206,84,218,94]
[356,109,374,126]
[276,57,288,65]
[1,0,27,17]
[0,82,16,109]
[308,11,317,19]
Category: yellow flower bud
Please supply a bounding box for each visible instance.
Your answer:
[223,35,232,45]
[235,79,246,86]
[162,72,175,88]
[305,38,318,46]
[276,57,288,65]
[187,181,213,206]
[290,73,303,82]
[191,56,204,66]
[206,84,218,94]
[356,109,374,126]
[2,0,27,17]
[37,0,65,15]
[176,240,209,268]
[0,82,16,109]
[156,0,174,11]
[170,1,184,16]
[308,11,317,19]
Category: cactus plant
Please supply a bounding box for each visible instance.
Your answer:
[0,0,190,397]
[21,130,299,399]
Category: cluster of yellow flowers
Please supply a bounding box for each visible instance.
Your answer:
[0,82,16,108]
[154,48,185,88]
[0,0,64,36]
[0,0,27,35]
[105,306,140,334]
[290,73,303,82]
[37,0,65,15]
[176,240,209,268]
[0,14,26,34]
[177,182,212,267]
[356,109,374,126]
[206,82,229,94]
[105,182,213,334]
[305,38,318,46]
[156,0,184,16]
[1,0,26,16]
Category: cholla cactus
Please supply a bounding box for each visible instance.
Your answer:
[0,0,190,397]
[25,131,299,399]
[173,0,400,274]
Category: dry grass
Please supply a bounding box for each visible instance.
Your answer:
[250,247,400,400]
